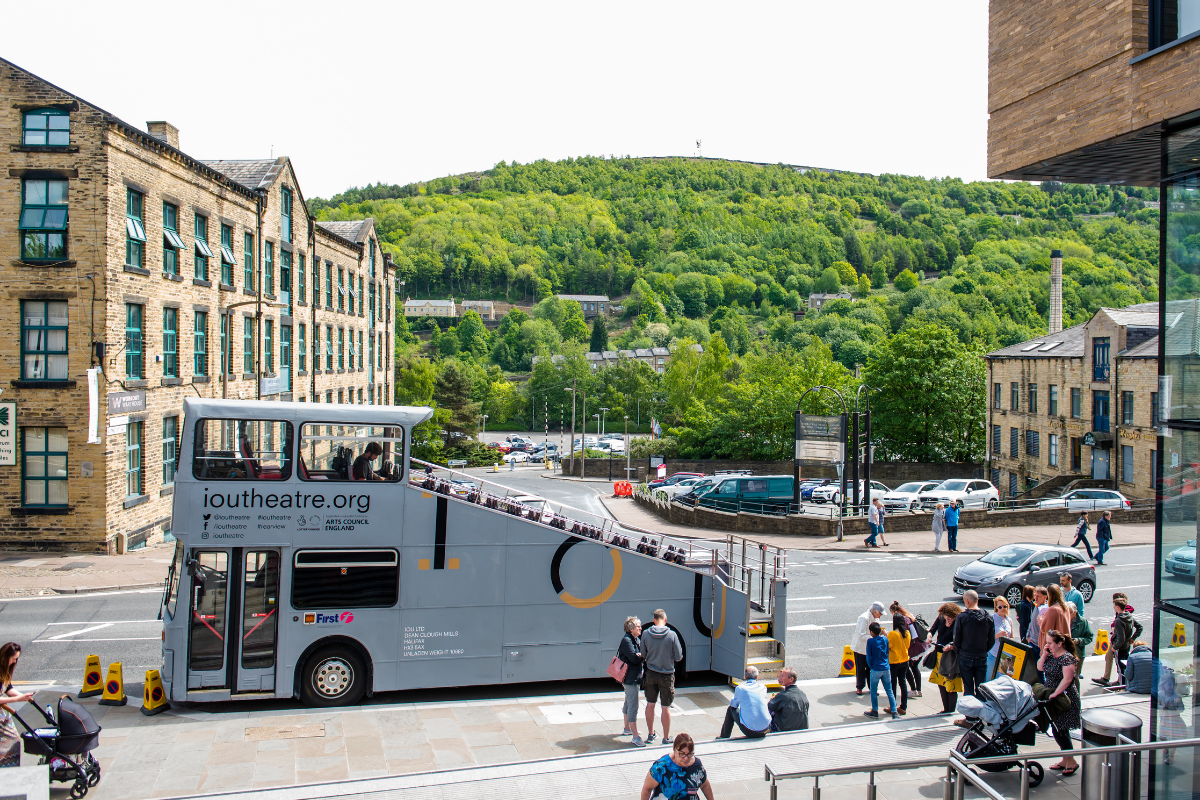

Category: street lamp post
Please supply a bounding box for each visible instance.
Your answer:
[599,407,609,436]
[480,414,488,438]
[624,415,631,481]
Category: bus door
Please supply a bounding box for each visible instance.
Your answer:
[187,549,230,689]
[236,549,281,693]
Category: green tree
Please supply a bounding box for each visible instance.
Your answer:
[870,261,888,289]
[833,261,857,286]
[894,268,919,292]
[856,274,872,297]
[589,313,609,352]
[434,361,482,438]
[674,272,709,316]
[862,323,985,462]
[560,301,589,342]
[816,267,841,294]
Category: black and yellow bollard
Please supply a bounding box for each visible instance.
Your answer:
[140,669,169,716]
[839,645,856,677]
[99,662,127,706]
[79,655,103,698]
[1171,622,1187,648]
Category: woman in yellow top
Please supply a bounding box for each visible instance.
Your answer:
[887,615,912,715]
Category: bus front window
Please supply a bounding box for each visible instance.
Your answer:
[299,424,404,482]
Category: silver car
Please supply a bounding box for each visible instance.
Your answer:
[1166,539,1197,578]
[883,481,943,512]
[1036,489,1131,511]
[952,543,1097,607]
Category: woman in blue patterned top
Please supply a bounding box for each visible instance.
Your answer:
[640,733,714,800]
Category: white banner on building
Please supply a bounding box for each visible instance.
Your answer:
[0,402,15,466]
[87,368,101,444]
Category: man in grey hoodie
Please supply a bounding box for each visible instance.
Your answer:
[641,608,684,745]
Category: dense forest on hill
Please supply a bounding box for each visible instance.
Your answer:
[311,158,1158,470]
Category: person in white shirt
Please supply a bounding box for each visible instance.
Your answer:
[717,666,771,739]
[851,601,886,695]
[866,499,884,548]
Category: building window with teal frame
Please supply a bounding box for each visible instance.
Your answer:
[162,416,178,486]
[21,300,68,381]
[265,242,274,295]
[244,232,255,291]
[162,202,182,275]
[194,214,213,281]
[338,268,345,312]
[265,320,274,373]
[220,224,235,286]
[243,317,254,374]
[358,276,364,315]
[22,427,68,507]
[338,327,344,370]
[369,240,376,278]
[298,254,306,304]
[126,189,146,268]
[358,330,364,369]
[162,307,178,378]
[23,108,69,146]
[281,187,293,243]
[220,313,228,375]
[20,178,68,261]
[280,250,291,307]
[325,263,333,307]
[194,311,208,376]
[299,323,307,371]
[126,421,143,498]
[125,303,143,378]
[326,326,333,371]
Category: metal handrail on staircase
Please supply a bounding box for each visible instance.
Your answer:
[764,735,1200,800]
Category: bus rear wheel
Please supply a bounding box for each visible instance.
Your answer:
[301,645,367,707]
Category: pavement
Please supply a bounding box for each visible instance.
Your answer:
[0,546,175,598]
[9,654,1153,800]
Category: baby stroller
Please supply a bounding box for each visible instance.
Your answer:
[954,675,1045,787]
[12,695,102,797]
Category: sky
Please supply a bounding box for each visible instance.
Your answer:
[5,1,989,200]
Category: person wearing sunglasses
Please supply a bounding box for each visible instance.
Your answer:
[640,733,714,800]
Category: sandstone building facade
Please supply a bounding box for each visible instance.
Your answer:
[1,58,396,552]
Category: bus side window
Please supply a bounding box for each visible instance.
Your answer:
[192,418,292,481]
[299,423,405,482]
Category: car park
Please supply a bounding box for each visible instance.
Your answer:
[883,481,943,512]
[529,443,559,462]
[648,471,705,489]
[799,479,832,501]
[658,476,709,498]
[919,479,1000,510]
[487,441,512,454]
[810,479,889,507]
[503,450,530,463]
[1165,539,1197,578]
[697,475,794,514]
[952,543,1096,606]
[1036,489,1132,511]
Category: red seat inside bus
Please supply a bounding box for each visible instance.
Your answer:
[240,436,283,480]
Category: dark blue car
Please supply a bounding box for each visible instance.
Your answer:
[799,479,831,500]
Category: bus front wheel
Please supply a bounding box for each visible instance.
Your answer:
[301,645,367,707]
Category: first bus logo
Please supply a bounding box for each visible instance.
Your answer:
[303,612,354,624]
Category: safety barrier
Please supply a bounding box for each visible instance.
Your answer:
[79,655,103,699]
[612,481,633,497]
[141,669,169,716]
[98,662,126,706]
[1171,622,1187,647]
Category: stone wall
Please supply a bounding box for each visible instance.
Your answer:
[633,491,1155,538]
[572,458,983,484]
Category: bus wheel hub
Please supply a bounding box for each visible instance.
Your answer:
[314,658,353,696]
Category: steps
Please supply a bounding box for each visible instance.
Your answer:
[733,618,785,688]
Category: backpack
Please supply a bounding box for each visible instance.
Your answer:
[912,615,930,642]
[330,446,353,479]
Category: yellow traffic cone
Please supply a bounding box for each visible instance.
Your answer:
[99,662,127,706]
[140,669,169,716]
[839,646,856,677]
[79,655,103,698]
[1171,623,1187,648]
[1094,628,1110,656]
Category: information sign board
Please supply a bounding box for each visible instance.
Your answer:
[794,413,846,466]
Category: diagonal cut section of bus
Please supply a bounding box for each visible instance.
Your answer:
[162,399,788,706]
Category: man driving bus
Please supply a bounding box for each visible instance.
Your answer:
[352,442,385,481]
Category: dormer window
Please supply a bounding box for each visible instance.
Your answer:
[24,109,69,146]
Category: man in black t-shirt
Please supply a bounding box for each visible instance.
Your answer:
[352,442,384,480]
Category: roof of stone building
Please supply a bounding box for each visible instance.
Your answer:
[1100,308,1160,328]
[202,159,287,191]
[985,323,1087,359]
[1164,298,1200,359]
[461,300,494,307]
[316,220,373,243]
[557,294,610,302]
[1122,336,1160,358]
[405,298,455,307]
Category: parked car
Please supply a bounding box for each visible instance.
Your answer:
[648,471,705,489]
[952,543,1096,607]
[799,479,832,501]
[811,479,889,507]
[698,475,794,514]
[449,479,477,497]
[487,441,512,454]
[505,434,531,444]
[604,438,626,453]
[883,481,944,512]
[503,451,530,463]
[659,476,709,498]
[919,479,1000,511]
[1166,539,1197,578]
[600,433,624,442]
[1037,489,1132,511]
[529,444,559,463]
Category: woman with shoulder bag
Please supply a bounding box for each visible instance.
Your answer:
[890,601,926,697]
[617,617,646,747]
[928,603,964,714]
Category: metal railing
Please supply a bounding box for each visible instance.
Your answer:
[412,458,787,614]
[764,735,1200,800]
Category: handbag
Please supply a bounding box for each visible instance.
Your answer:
[606,654,627,683]
[922,649,938,670]
[938,649,960,679]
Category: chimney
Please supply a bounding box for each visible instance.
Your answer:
[1049,249,1063,334]
[146,121,180,150]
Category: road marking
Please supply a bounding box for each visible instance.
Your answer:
[42,623,114,640]
[788,596,835,602]
[787,609,827,614]
[824,578,924,587]
[32,637,161,643]
[1101,563,1152,568]
[809,647,834,651]
[0,588,161,602]
[787,622,856,631]
[1101,585,1151,591]
[45,619,158,626]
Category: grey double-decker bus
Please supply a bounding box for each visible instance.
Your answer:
[160,398,787,706]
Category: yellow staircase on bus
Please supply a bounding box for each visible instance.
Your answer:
[732,618,785,689]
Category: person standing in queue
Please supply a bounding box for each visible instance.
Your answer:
[851,602,886,696]
[889,601,925,698]
[887,615,912,715]
[932,503,947,552]
[987,597,1014,680]
[929,603,964,714]
[641,609,683,746]
[619,617,646,747]
[1017,585,1037,642]
[1038,630,1082,776]
[944,501,961,552]
[948,590,994,710]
